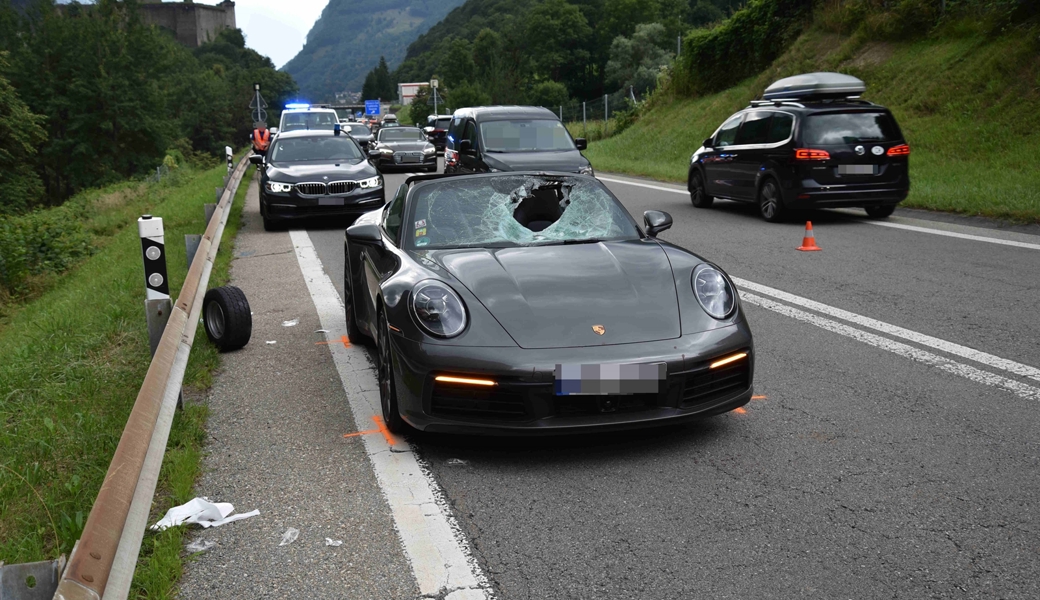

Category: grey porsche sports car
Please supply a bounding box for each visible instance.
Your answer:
[367,126,438,172]
[343,172,754,434]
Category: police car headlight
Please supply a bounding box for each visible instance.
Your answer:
[358,175,382,189]
[423,145,436,155]
[412,281,467,338]
[692,264,736,320]
[265,181,293,193]
[578,165,595,176]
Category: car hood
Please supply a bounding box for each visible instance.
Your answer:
[266,160,374,182]
[431,240,680,349]
[380,140,429,151]
[482,149,590,173]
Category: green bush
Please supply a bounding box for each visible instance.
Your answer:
[0,207,93,293]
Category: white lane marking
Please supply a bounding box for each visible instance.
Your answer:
[864,221,1040,251]
[289,230,493,600]
[733,277,1040,383]
[741,292,1040,401]
[598,174,1040,250]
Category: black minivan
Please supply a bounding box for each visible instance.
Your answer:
[688,73,910,222]
[444,106,593,176]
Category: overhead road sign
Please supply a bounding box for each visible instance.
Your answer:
[365,100,381,116]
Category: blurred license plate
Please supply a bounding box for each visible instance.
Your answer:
[839,164,877,175]
[554,363,665,396]
[318,197,344,206]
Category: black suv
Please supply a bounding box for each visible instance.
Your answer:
[688,73,910,222]
[444,106,593,176]
[424,115,452,153]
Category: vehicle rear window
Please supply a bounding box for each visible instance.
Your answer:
[435,118,451,129]
[734,111,771,145]
[767,113,794,143]
[804,112,900,145]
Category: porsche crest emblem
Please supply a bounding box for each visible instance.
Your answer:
[592,325,606,335]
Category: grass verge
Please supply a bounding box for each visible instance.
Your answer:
[585,25,1040,223]
[0,159,252,598]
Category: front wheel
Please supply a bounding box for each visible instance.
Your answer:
[758,179,787,223]
[864,205,896,219]
[689,169,712,208]
[376,310,407,435]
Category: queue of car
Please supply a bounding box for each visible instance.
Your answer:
[247,71,911,435]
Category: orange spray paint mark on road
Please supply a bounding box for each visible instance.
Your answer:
[316,335,351,348]
[733,407,747,414]
[751,395,767,400]
[343,428,380,439]
[371,415,396,446]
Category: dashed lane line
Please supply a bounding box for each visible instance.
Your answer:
[733,277,1040,384]
[290,229,493,600]
[741,292,1040,402]
[597,174,1040,251]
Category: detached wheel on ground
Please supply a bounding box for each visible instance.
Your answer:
[865,205,896,219]
[376,310,408,435]
[203,286,252,351]
[689,169,713,208]
[758,178,787,223]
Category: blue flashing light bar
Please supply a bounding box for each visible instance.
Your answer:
[285,102,311,109]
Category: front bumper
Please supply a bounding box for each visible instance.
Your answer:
[375,153,438,170]
[389,325,754,434]
[262,188,386,220]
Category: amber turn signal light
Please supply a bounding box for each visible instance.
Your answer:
[434,375,497,386]
[710,352,748,369]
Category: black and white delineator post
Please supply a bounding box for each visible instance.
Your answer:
[139,215,172,356]
[225,145,233,174]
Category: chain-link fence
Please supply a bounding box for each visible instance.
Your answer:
[149,163,172,183]
[536,87,644,142]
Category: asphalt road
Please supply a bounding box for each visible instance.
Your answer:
[197,159,1040,599]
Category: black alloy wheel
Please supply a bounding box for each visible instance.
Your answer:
[377,310,407,434]
[689,169,712,208]
[864,205,896,219]
[343,248,365,345]
[758,179,786,223]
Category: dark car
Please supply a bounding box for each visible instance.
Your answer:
[687,72,910,222]
[343,122,374,150]
[443,106,593,176]
[251,130,385,231]
[342,172,754,434]
[424,115,452,153]
[367,127,438,172]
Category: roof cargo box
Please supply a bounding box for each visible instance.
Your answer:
[763,72,866,101]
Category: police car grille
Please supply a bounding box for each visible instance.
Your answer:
[295,182,326,196]
[327,181,357,195]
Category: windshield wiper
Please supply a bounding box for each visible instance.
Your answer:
[532,238,603,246]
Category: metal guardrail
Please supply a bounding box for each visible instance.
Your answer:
[44,155,250,600]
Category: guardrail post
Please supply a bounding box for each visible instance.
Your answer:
[204,203,217,225]
[0,556,66,600]
[138,216,171,357]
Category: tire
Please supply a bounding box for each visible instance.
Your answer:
[865,205,896,219]
[343,247,366,345]
[203,286,252,351]
[758,178,787,223]
[689,169,713,208]
[376,309,408,434]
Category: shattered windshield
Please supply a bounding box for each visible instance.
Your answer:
[406,175,639,249]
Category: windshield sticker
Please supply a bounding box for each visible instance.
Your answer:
[416,237,430,247]
[415,219,427,228]
[415,227,427,237]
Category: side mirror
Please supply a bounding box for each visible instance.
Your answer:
[702,138,713,148]
[459,139,474,154]
[423,126,435,134]
[575,138,588,151]
[248,154,264,165]
[643,210,672,238]
[346,222,383,246]
[270,127,279,135]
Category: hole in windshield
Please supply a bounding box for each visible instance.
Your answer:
[407,175,639,249]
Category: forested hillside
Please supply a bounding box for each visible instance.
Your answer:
[282,0,465,101]
[0,0,294,213]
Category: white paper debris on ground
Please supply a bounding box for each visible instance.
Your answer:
[446,458,468,466]
[266,340,277,345]
[186,539,216,553]
[282,318,300,327]
[150,497,260,531]
[279,527,300,546]
[325,538,343,547]
[314,329,329,334]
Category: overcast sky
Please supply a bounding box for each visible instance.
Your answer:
[195,0,328,68]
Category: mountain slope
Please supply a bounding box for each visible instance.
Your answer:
[283,0,464,101]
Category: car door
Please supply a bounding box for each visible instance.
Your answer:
[457,119,483,173]
[730,111,774,200]
[703,113,743,198]
[362,185,405,319]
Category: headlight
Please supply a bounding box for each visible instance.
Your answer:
[358,175,382,189]
[692,264,736,319]
[423,145,436,155]
[578,165,595,176]
[265,181,293,193]
[412,280,467,338]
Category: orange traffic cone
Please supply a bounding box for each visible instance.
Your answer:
[797,221,822,251]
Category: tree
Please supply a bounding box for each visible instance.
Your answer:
[440,38,476,88]
[526,81,569,108]
[524,0,592,96]
[0,53,46,214]
[361,56,396,101]
[407,85,432,126]
[446,81,491,110]
[605,22,675,93]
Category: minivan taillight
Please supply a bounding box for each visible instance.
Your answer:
[887,144,910,156]
[794,148,831,160]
